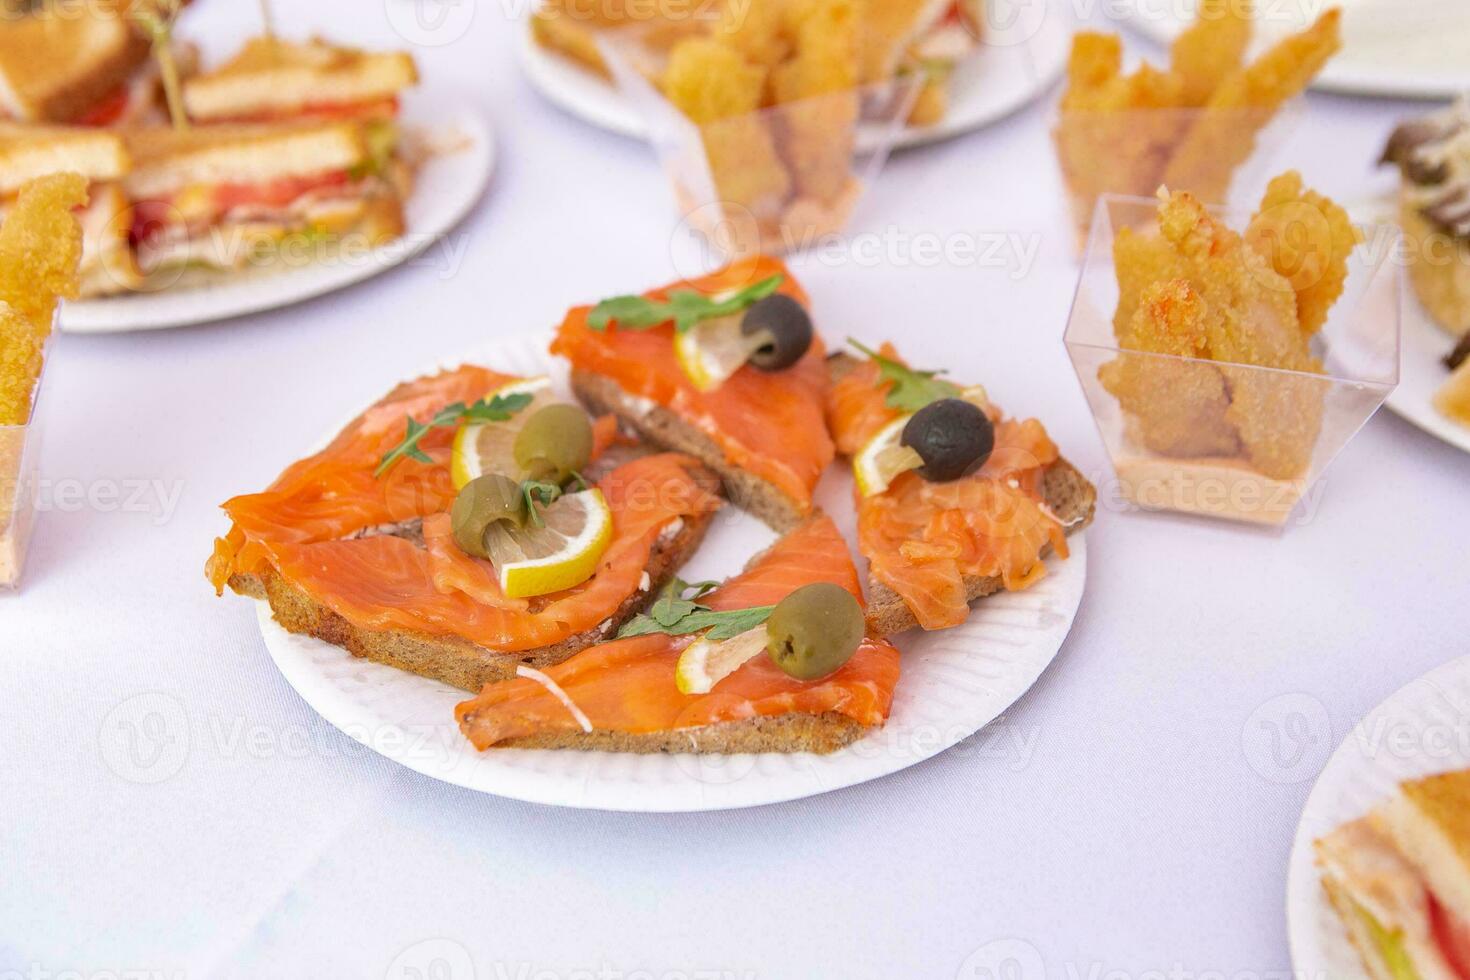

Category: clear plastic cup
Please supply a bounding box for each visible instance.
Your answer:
[0,338,50,589]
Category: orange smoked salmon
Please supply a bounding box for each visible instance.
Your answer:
[455,516,901,748]
[550,255,834,516]
[207,365,721,653]
[829,347,1071,631]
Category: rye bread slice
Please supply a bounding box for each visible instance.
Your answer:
[570,369,807,532]
[463,515,880,754]
[827,352,1097,637]
[231,472,718,694]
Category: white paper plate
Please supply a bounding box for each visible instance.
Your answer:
[59,104,495,334]
[1117,0,1470,99]
[517,8,1071,150]
[1286,655,1470,979]
[254,330,1089,811]
[1383,292,1470,456]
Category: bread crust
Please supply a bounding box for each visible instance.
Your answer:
[571,369,808,532]
[486,710,869,755]
[232,506,716,693]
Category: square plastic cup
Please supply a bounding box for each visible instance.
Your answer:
[0,337,50,589]
[1063,195,1401,528]
[1051,103,1302,253]
[598,26,921,258]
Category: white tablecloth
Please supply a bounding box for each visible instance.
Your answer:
[3,2,1463,978]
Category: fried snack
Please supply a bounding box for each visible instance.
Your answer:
[1162,9,1342,203]
[1245,170,1363,337]
[771,0,860,203]
[715,0,790,71]
[1101,182,1349,480]
[1054,33,1188,230]
[1169,0,1253,107]
[0,173,86,428]
[662,38,793,214]
[1100,279,1242,457]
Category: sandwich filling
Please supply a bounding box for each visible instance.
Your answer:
[455,517,901,748]
[828,344,1070,631]
[207,365,722,653]
[551,255,835,514]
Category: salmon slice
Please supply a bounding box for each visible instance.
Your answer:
[829,348,1072,631]
[207,366,722,652]
[455,516,902,748]
[550,255,835,514]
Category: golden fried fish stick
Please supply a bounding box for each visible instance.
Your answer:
[771,0,860,203]
[1161,8,1341,202]
[663,38,793,213]
[0,173,85,428]
[1170,0,1253,107]
[1058,32,1123,110]
[1245,169,1362,338]
[1099,279,1242,458]
[1222,366,1326,479]
[1112,224,1190,338]
[715,0,790,72]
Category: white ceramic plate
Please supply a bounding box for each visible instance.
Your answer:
[1117,0,1470,99]
[59,104,495,334]
[517,8,1071,150]
[1286,655,1470,979]
[1384,293,1470,456]
[254,331,1089,812]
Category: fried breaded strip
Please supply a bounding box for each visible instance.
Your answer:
[1112,224,1190,337]
[662,38,793,213]
[772,0,860,203]
[715,0,790,71]
[1162,8,1342,202]
[1169,0,1253,107]
[0,173,85,428]
[1245,169,1363,338]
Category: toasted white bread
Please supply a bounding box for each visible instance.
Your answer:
[183,37,418,122]
[0,1,151,123]
[1316,769,1470,980]
[0,122,129,194]
[122,120,372,200]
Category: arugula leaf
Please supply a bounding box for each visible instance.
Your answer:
[374,392,533,477]
[520,480,563,528]
[849,338,960,412]
[617,576,774,641]
[587,274,785,334]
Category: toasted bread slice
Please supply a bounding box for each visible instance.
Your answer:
[0,2,151,123]
[122,121,371,200]
[0,123,130,193]
[231,498,716,693]
[827,352,1097,636]
[184,37,418,122]
[571,369,808,532]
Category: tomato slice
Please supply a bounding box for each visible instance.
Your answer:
[77,86,130,127]
[211,171,353,213]
[220,97,400,124]
[1431,891,1470,980]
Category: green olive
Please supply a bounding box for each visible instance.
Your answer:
[451,473,525,559]
[765,582,865,681]
[514,403,593,483]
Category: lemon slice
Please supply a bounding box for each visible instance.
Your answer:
[674,625,770,695]
[484,488,613,599]
[673,314,766,392]
[450,376,556,490]
[852,415,925,497]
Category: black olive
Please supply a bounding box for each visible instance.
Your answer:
[901,398,994,482]
[741,294,813,371]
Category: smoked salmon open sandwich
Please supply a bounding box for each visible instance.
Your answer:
[552,255,834,532]
[828,343,1096,636]
[455,515,902,754]
[207,365,723,691]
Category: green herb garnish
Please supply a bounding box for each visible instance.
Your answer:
[587,274,784,334]
[374,392,533,477]
[520,479,563,528]
[849,338,960,412]
[618,576,775,641]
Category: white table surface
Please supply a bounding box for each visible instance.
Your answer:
[3,2,1464,978]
